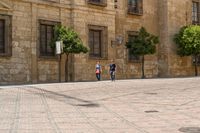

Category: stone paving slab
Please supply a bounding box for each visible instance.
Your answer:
[0,77,200,133]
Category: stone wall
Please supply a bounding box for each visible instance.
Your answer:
[0,0,71,84]
[114,0,159,79]
[167,0,198,77]
[0,0,199,84]
[72,0,116,81]
[158,0,200,77]
[0,1,32,84]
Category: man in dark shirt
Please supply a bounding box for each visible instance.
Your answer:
[109,59,116,81]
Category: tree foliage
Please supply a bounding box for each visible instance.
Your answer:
[126,27,159,56]
[174,25,200,76]
[174,26,189,56]
[126,27,159,78]
[51,25,88,55]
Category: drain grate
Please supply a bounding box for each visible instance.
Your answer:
[179,127,200,133]
[145,110,159,113]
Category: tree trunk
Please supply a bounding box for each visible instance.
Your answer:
[141,55,145,79]
[65,53,69,82]
[194,55,198,76]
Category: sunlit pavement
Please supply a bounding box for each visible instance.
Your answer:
[0,77,200,133]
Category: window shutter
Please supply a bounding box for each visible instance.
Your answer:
[46,25,54,55]
[93,30,101,57]
[0,20,5,53]
[138,0,143,14]
[40,24,46,56]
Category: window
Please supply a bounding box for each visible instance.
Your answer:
[127,31,140,62]
[128,0,143,15]
[192,1,199,24]
[39,20,59,57]
[88,0,107,6]
[0,15,11,56]
[0,20,5,53]
[192,55,200,65]
[88,25,107,58]
[89,29,101,57]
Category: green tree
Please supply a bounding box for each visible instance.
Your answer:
[126,27,159,78]
[51,25,89,81]
[174,25,200,76]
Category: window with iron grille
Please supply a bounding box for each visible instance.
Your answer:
[127,31,140,62]
[89,29,101,57]
[88,25,107,59]
[39,20,59,57]
[88,0,107,7]
[192,1,199,24]
[0,15,11,56]
[128,0,143,15]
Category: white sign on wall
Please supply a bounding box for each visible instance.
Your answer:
[56,41,63,54]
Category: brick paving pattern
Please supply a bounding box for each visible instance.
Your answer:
[0,77,200,133]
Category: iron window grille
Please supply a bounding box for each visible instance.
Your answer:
[128,0,143,15]
[39,20,60,57]
[88,25,108,59]
[192,1,200,25]
[0,15,11,57]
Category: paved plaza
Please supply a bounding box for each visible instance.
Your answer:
[0,77,200,133]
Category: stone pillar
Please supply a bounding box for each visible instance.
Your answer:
[31,3,38,83]
[158,0,191,77]
[158,0,170,77]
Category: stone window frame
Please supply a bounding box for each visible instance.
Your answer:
[38,19,60,59]
[87,0,107,7]
[0,14,12,57]
[127,0,143,16]
[88,25,108,59]
[192,0,200,25]
[127,31,141,63]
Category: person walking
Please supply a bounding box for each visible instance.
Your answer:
[109,59,116,81]
[95,61,102,81]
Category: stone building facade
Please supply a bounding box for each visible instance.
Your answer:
[0,0,199,84]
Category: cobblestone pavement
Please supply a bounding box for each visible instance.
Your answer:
[0,77,200,133]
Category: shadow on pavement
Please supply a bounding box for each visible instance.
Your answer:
[179,127,200,133]
[24,86,100,108]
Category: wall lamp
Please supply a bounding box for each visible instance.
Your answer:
[111,35,124,48]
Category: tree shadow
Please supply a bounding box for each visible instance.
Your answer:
[179,127,200,133]
[75,103,100,107]
[24,86,100,108]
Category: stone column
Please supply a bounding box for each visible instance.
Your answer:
[158,0,191,77]
[30,3,38,83]
[158,0,170,77]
